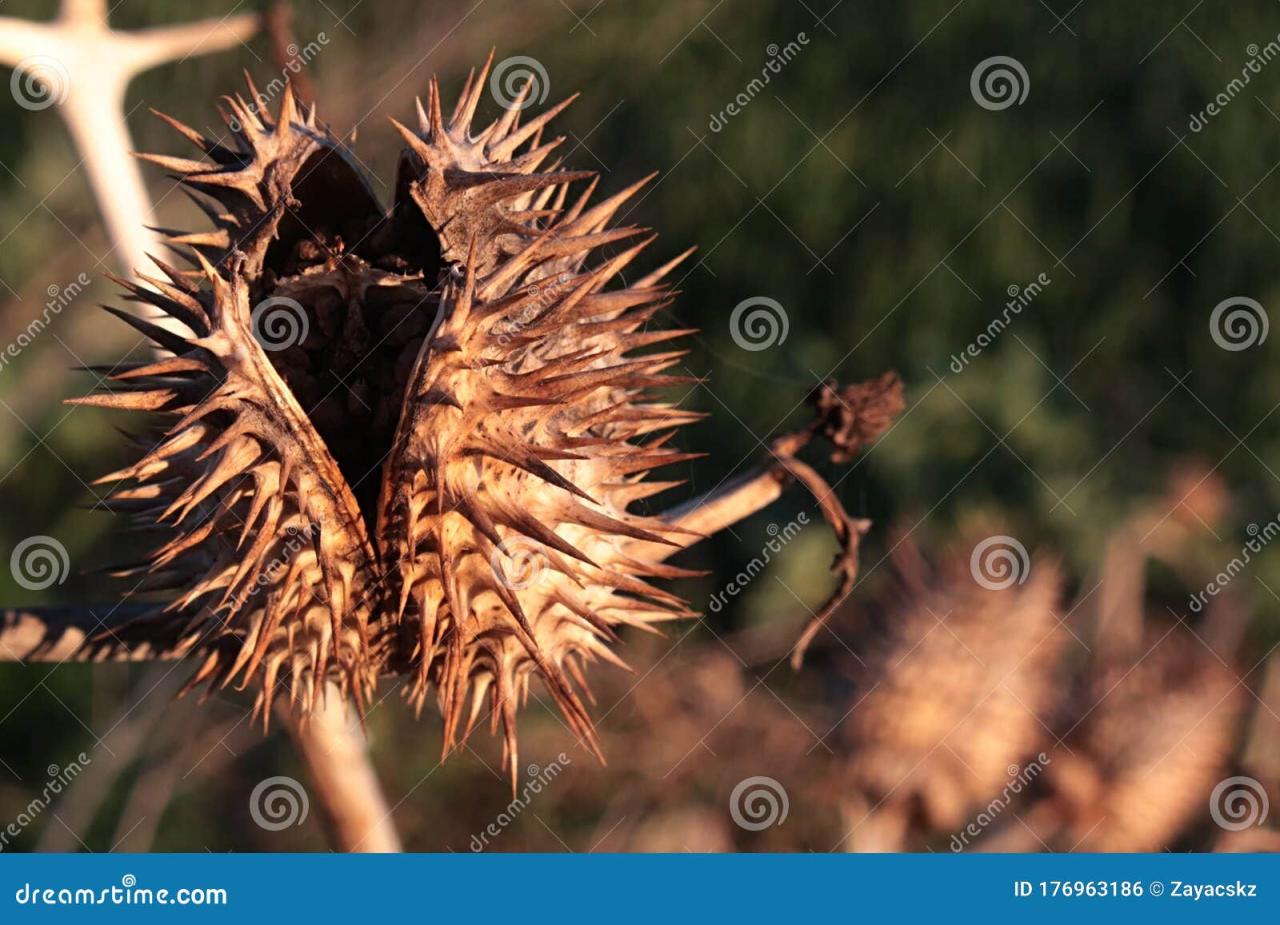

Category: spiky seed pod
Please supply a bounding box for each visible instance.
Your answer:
[74,56,704,776]
[1039,631,1244,852]
[839,545,1065,843]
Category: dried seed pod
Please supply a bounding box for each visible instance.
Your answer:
[75,56,706,778]
[839,542,1066,846]
[1038,631,1244,852]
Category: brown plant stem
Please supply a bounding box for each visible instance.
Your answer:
[0,605,178,662]
[277,688,403,852]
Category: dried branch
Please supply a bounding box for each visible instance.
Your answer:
[0,0,258,299]
[0,605,181,663]
[278,689,403,852]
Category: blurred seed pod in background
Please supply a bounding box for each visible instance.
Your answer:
[836,535,1067,851]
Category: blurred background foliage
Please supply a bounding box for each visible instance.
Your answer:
[1,0,1280,851]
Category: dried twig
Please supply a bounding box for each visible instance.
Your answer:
[0,0,258,295]
[278,689,403,852]
[767,374,903,667]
